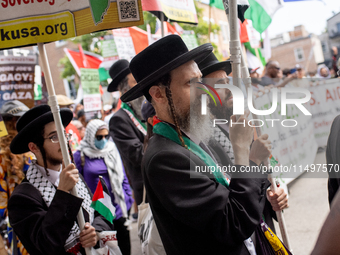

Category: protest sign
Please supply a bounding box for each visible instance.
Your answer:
[142,0,198,24]
[308,79,340,147]
[112,28,136,60]
[81,68,102,119]
[0,55,36,108]
[253,90,317,184]
[181,31,198,50]
[0,0,143,50]
[101,39,119,61]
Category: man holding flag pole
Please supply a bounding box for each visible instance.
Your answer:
[7,105,114,255]
[224,0,291,250]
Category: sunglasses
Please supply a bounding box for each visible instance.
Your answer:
[96,135,110,141]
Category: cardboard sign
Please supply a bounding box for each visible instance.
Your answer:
[81,68,102,112]
[0,56,36,108]
[0,0,143,50]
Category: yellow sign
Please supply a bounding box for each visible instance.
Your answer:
[0,12,75,50]
[0,115,8,138]
[160,2,197,24]
[0,0,143,50]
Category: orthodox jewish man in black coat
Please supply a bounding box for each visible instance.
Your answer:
[197,52,288,238]
[120,35,280,255]
[107,60,145,208]
[8,105,113,255]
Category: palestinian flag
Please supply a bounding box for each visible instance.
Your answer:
[244,0,284,33]
[211,0,250,22]
[91,177,116,224]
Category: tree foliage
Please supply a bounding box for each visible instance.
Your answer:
[58,55,77,79]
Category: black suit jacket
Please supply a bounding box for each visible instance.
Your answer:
[211,126,277,231]
[8,179,112,255]
[327,115,340,205]
[109,108,145,205]
[143,132,270,255]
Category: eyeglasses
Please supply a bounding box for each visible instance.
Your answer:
[96,135,109,141]
[44,133,72,143]
[272,66,280,70]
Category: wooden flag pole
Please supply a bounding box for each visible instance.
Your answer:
[225,0,291,249]
[239,46,291,250]
[37,43,92,255]
[161,12,165,38]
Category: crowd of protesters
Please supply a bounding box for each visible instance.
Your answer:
[1,35,340,255]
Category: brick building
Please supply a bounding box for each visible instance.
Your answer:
[271,26,324,73]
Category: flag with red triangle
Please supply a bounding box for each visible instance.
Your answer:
[91,176,116,224]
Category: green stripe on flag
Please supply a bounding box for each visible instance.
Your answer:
[244,41,266,67]
[91,200,116,223]
[244,0,272,34]
[210,0,224,10]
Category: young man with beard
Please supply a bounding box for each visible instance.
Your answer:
[198,52,288,234]
[121,35,273,255]
[7,105,113,255]
[107,59,145,220]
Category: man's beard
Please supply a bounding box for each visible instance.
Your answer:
[130,96,144,121]
[171,97,215,144]
[210,102,233,121]
[45,149,62,167]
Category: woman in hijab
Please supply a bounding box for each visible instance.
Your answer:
[74,119,133,255]
[316,64,331,79]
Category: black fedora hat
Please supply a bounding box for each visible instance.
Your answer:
[197,52,232,77]
[121,35,213,102]
[10,105,73,154]
[107,59,131,92]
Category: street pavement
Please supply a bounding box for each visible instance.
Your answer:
[130,151,330,255]
[274,151,329,255]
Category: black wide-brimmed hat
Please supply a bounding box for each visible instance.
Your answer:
[121,35,213,102]
[197,52,232,77]
[107,59,131,92]
[10,105,73,154]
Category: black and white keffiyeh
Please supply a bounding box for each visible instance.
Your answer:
[213,127,235,164]
[26,162,94,254]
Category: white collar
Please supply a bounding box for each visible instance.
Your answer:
[35,163,61,187]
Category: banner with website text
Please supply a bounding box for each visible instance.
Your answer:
[0,0,143,49]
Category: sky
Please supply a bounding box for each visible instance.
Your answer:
[268,0,340,38]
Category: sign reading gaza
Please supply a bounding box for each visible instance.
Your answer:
[0,0,143,50]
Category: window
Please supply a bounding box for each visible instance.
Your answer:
[337,23,340,34]
[294,47,305,62]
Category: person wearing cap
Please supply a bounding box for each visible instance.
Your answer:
[74,119,133,255]
[198,53,288,239]
[104,98,119,125]
[120,35,271,254]
[7,105,113,255]
[107,59,145,215]
[261,60,296,88]
[0,100,31,255]
[56,95,81,153]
